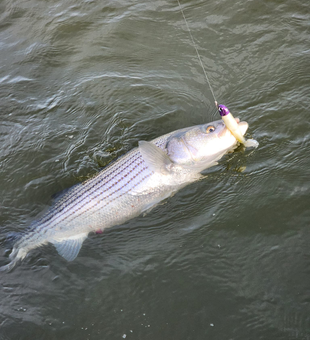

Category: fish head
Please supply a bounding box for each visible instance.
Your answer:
[166,119,248,168]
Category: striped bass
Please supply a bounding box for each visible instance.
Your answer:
[1,118,248,271]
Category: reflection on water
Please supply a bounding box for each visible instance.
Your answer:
[0,0,310,339]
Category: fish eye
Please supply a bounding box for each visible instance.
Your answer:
[206,125,215,133]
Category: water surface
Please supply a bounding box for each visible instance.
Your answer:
[0,0,310,339]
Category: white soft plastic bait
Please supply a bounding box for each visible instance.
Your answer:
[217,103,259,148]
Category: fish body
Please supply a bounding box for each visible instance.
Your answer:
[1,118,248,271]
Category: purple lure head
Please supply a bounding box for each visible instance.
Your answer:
[218,104,230,117]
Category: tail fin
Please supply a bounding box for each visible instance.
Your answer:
[0,257,20,272]
[0,247,26,273]
[0,232,21,272]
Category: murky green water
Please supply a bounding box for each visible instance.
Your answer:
[1,0,310,339]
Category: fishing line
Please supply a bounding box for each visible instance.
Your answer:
[176,1,259,148]
[176,0,218,107]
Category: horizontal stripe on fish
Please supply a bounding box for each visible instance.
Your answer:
[35,152,147,230]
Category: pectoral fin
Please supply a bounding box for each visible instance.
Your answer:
[52,233,88,262]
[139,141,172,174]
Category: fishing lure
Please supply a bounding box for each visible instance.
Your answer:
[217,103,259,148]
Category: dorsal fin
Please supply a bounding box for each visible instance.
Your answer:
[52,233,88,262]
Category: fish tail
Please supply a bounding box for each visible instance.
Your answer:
[0,247,28,272]
[0,257,19,272]
[0,232,33,272]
